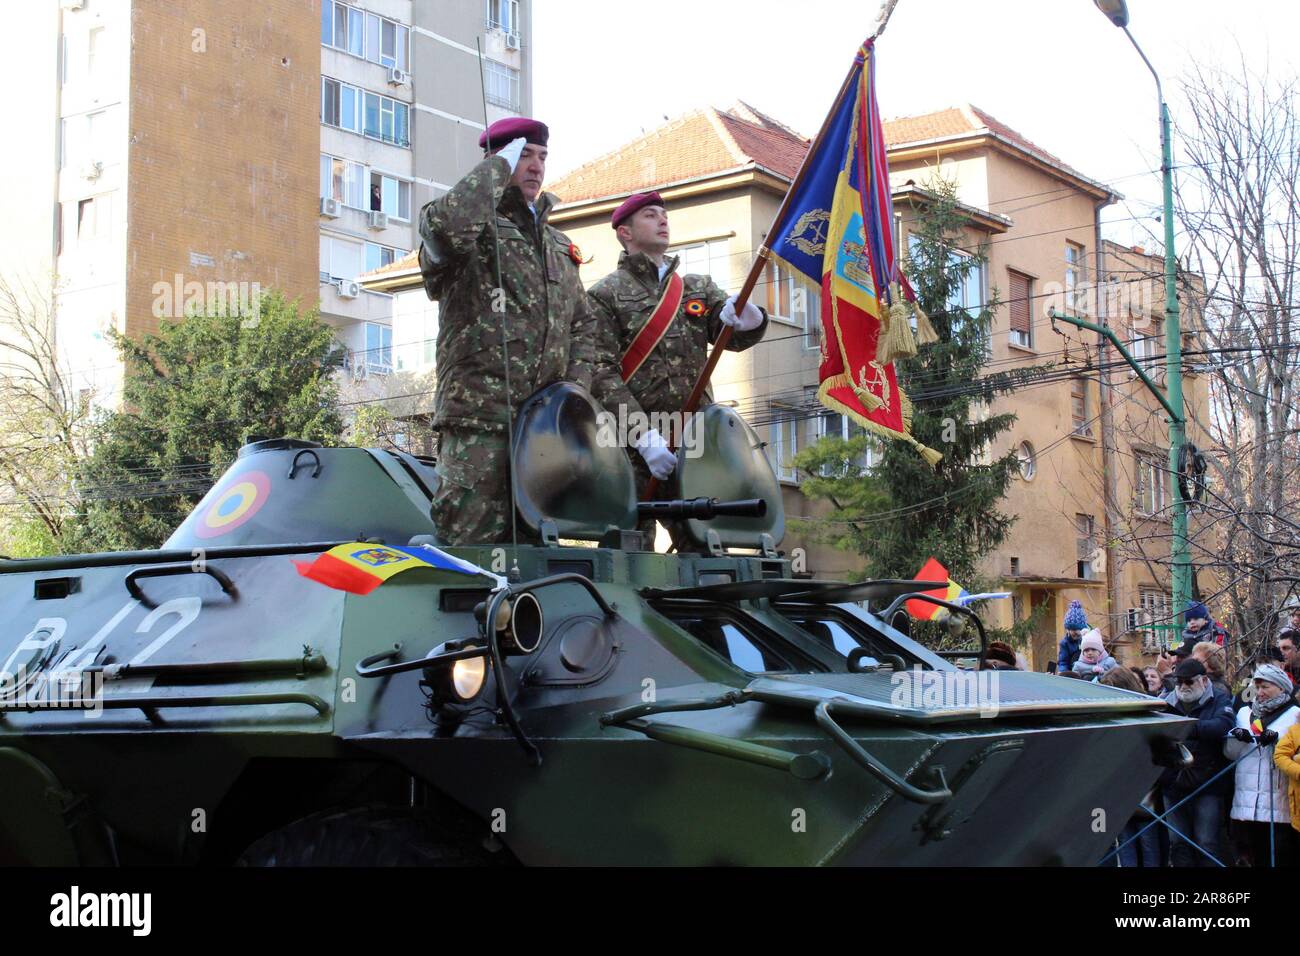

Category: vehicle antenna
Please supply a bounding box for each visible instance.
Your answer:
[476,37,521,580]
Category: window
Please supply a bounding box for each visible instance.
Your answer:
[1065,242,1086,312]
[1138,588,1172,648]
[322,78,408,146]
[770,403,800,482]
[76,195,110,241]
[1130,327,1161,366]
[320,235,364,281]
[1016,441,1036,480]
[483,60,520,109]
[968,398,993,466]
[486,0,521,34]
[1135,450,1169,517]
[807,388,879,475]
[801,282,823,351]
[764,259,820,328]
[1076,513,1097,579]
[1070,377,1094,437]
[670,238,730,291]
[908,236,985,325]
[365,322,393,373]
[1008,269,1032,348]
[87,26,103,79]
[320,154,366,208]
[364,242,401,274]
[366,172,411,220]
[324,2,410,69]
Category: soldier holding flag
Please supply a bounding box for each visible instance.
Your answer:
[589,191,768,546]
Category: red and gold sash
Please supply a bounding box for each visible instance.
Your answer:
[620,272,683,382]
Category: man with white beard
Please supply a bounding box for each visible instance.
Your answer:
[1159,658,1235,866]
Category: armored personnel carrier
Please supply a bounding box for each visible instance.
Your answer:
[0,384,1191,865]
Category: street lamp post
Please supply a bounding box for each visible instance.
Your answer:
[1093,0,1192,619]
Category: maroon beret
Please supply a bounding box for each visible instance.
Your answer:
[479,116,549,152]
[611,191,666,229]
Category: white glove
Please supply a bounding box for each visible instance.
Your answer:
[636,428,677,480]
[720,295,763,331]
[496,137,527,171]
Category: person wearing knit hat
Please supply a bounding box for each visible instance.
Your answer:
[1057,600,1089,673]
[1224,663,1300,865]
[1177,599,1227,653]
[1071,628,1118,678]
[587,190,767,549]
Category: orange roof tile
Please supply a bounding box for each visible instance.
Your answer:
[551,102,1103,206]
[549,106,809,204]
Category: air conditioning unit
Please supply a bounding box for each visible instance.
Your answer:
[505,32,521,50]
[368,210,388,230]
[337,279,360,299]
[60,0,87,11]
[81,160,103,181]
[387,67,409,86]
[319,197,341,219]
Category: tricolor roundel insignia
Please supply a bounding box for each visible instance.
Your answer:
[194,469,272,539]
[684,298,707,317]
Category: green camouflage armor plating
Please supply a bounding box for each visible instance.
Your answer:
[418,155,596,544]
[589,250,767,541]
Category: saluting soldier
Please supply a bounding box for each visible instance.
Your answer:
[589,191,767,546]
[418,116,596,545]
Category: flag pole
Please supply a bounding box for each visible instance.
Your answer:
[645,51,865,498]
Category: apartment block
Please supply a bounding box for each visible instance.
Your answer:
[2,0,530,417]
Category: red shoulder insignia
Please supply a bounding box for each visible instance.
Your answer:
[567,242,590,265]
[683,298,708,317]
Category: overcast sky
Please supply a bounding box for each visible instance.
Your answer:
[534,0,1298,248]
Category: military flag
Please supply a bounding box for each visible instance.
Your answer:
[765,38,941,463]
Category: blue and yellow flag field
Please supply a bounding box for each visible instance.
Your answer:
[766,38,941,464]
[294,542,491,595]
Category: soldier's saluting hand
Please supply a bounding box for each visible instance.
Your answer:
[417,116,597,546]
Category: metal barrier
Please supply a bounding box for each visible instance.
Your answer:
[1102,740,1286,867]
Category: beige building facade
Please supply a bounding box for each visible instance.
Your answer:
[546,103,1216,669]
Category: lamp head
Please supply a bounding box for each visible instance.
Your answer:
[1093,0,1130,27]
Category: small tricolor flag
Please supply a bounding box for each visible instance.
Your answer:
[904,557,1010,621]
[294,543,493,595]
[1251,717,1265,737]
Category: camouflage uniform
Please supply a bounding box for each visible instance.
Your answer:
[418,154,596,545]
[589,251,767,545]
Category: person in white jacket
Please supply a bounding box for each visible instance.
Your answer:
[1224,663,1299,866]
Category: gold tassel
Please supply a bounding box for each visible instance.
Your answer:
[878,282,918,364]
[915,441,944,467]
[911,300,940,345]
[853,384,884,412]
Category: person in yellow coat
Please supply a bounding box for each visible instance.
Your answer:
[1274,720,1300,837]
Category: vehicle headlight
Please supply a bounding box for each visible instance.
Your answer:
[450,655,487,701]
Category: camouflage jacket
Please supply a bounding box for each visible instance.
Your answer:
[417,155,596,433]
[589,251,767,421]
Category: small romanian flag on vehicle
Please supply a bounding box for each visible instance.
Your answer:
[294,543,486,595]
